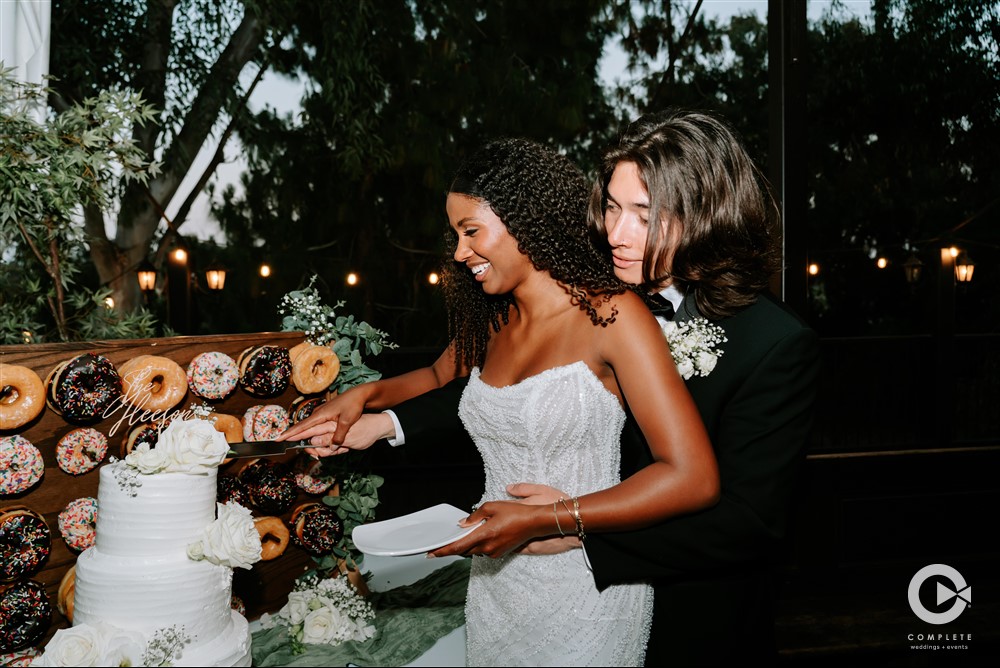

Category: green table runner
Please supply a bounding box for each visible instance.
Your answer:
[251,558,471,667]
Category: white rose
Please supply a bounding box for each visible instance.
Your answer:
[35,625,102,666]
[281,591,312,626]
[676,358,695,380]
[696,351,719,375]
[190,503,262,569]
[95,625,145,667]
[124,443,169,475]
[301,605,346,645]
[157,418,229,474]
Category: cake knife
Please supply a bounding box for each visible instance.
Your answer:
[226,441,315,458]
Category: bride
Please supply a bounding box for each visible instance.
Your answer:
[284,138,718,666]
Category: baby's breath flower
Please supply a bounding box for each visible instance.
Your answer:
[661,318,727,380]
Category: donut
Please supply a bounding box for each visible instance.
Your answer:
[236,346,291,397]
[119,355,187,412]
[55,428,108,475]
[0,507,51,583]
[242,405,290,442]
[253,516,290,561]
[239,460,297,515]
[0,579,51,652]
[44,353,122,422]
[57,498,98,552]
[57,565,76,622]
[187,352,239,400]
[0,647,40,666]
[0,365,45,430]
[218,475,251,507]
[289,396,326,424]
[289,343,341,394]
[230,595,246,616]
[209,413,243,444]
[290,502,344,555]
[294,456,335,495]
[119,422,162,458]
[0,436,44,496]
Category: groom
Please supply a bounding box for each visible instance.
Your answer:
[401,110,821,665]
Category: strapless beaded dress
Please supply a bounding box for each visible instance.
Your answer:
[459,362,653,666]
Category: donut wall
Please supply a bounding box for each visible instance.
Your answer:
[0,332,332,652]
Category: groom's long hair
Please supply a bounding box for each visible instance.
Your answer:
[442,138,626,372]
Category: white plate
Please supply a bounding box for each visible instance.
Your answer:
[352,503,483,556]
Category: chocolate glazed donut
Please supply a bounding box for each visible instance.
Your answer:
[237,346,292,397]
[45,353,122,422]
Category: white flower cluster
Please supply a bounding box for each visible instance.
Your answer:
[33,622,190,667]
[277,278,344,347]
[660,317,728,380]
[260,574,376,652]
[187,502,263,570]
[124,418,229,476]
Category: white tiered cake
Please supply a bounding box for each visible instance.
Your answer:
[72,465,252,666]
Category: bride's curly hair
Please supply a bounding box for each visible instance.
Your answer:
[441,138,627,371]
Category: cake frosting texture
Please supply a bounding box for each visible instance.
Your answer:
[71,463,251,666]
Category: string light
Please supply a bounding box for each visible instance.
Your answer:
[171,248,188,264]
[876,257,888,269]
[807,263,820,276]
[259,263,272,278]
[427,272,440,285]
[346,272,359,286]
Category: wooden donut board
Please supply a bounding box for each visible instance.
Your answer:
[0,331,329,647]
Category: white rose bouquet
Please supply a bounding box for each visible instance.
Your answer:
[259,574,375,654]
[187,502,263,569]
[660,317,728,380]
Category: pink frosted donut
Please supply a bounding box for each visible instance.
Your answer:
[0,648,40,666]
[0,436,44,496]
[187,352,239,400]
[57,498,98,552]
[294,456,334,495]
[242,405,290,442]
[55,428,108,475]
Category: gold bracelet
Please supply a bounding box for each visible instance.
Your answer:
[571,496,586,542]
[552,502,566,537]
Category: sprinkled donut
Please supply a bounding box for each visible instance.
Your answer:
[289,343,341,394]
[0,647,40,666]
[0,579,51,652]
[57,498,98,552]
[187,352,239,400]
[55,428,108,475]
[119,355,187,412]
[0,507,51,583]
[0,365,45,430]
[291,502,344,555]
[236,346,291,397]
[0,436,44,496]
[230,595,246,616]
[120,422,162,458]
[240,460,297,515]
[289,396,326,424]
[242,405,290,442]
[218,475,251,507]
[45,353,122,422]
[294,456,335,495]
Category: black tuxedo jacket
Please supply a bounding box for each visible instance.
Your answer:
[391,291,821,665]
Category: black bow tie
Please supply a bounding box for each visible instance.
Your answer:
[649,293,675,319]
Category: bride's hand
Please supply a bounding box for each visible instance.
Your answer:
[429,501,550,559]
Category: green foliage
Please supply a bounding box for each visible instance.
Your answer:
[0,68,162,341]
[311,467,385,574]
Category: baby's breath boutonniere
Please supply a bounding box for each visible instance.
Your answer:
[661,318,727,380]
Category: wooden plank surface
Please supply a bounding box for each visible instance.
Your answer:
[0,332,336,647]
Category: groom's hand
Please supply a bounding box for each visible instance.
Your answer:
[506,482,566,506]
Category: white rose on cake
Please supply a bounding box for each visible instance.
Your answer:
[187,502,262,569]
[157,418,229,474]
[34,622,144,667]
[123,442,169,475]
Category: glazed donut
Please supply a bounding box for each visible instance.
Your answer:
[218,475,251,507]
[210,413,243,444]
[45,353,122,422]
[236,345,291,397]
[57,565,76,622]
[119,422,162,458]
[55,428,108,475]
[0,507,51,583]
[0,436,44,496]
[242,405,290,442]
[289,343,341,394]
[290,502,344,555]
[119,355,187,412]
[230,595,246,616]
[253,516,290,561]
[288,395,326,424]
[187,352,239,400]
[0,647,40,666]
[0,579,51,652]
[293,455,335,495]
[57,497,98,552]
[0,365,45,430]
[240,460,297,515]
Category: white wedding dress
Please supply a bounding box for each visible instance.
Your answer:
[460,362,653,667]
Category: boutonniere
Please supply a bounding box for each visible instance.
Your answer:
[660,318,728,380]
